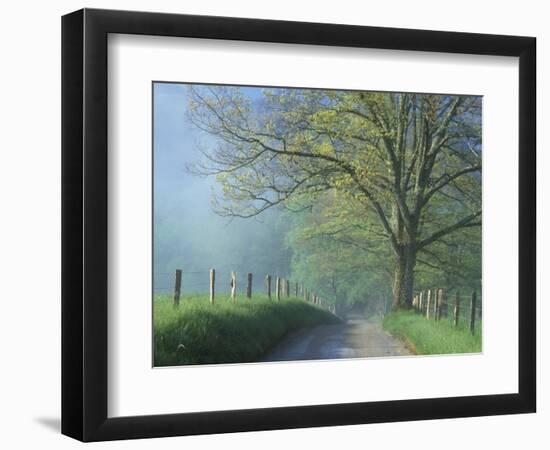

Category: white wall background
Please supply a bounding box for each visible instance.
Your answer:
[0,0,546,448]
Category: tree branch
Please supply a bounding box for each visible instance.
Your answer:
[418,210,481,250]
[421,165,481,207]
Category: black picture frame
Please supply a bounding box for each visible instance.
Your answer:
[61,8,536,442]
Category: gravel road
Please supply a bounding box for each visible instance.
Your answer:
[263,313,410,362]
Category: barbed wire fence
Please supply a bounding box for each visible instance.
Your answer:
[412,288,482,334]
[153,268,338,316]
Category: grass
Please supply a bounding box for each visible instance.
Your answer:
[383,310,482,355]
[154,293,340,366]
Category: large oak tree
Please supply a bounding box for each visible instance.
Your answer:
[187,86,481,309]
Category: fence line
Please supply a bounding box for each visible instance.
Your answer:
[156,268,338,316]
[412,288,481,334]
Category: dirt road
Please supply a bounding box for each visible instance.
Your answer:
[263,313,410,362]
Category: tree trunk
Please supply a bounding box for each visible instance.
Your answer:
[392,243,417,309]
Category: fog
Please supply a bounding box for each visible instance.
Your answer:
[153,83,292,295]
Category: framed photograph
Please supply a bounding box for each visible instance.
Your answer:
[62,8,536,441]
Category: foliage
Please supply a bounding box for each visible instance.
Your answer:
[383,310,482,355]
[186,86,482,309]
[154,294,340,366]
[284,196,393,313]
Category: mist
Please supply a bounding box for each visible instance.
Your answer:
[153,83,292,296]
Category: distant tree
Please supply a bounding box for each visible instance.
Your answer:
[284,189,393,311]
[187,87,481,309]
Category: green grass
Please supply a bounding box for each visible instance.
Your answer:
[383,310,482,355]
[154,293,340,366]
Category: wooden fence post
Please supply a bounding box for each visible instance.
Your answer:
[436,289,444,320]
[434,289,440,320]
[209,269,215,305]
[173,269,182,307]
[230,271,236,303]
[426,289,432,319]
[453,291,460,327]
[276,277,281,301]
[246,273,252,299]
[426,290,430,315]
[266,275,272,300]
[470,291,477,334]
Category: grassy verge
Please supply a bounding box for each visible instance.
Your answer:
[383,310,482,355]
[154,294,340,366]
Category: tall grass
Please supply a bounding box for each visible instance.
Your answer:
[383,310,482,355]
[154,294,340,366]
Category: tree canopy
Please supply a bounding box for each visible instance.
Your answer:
[186,86,482,309]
